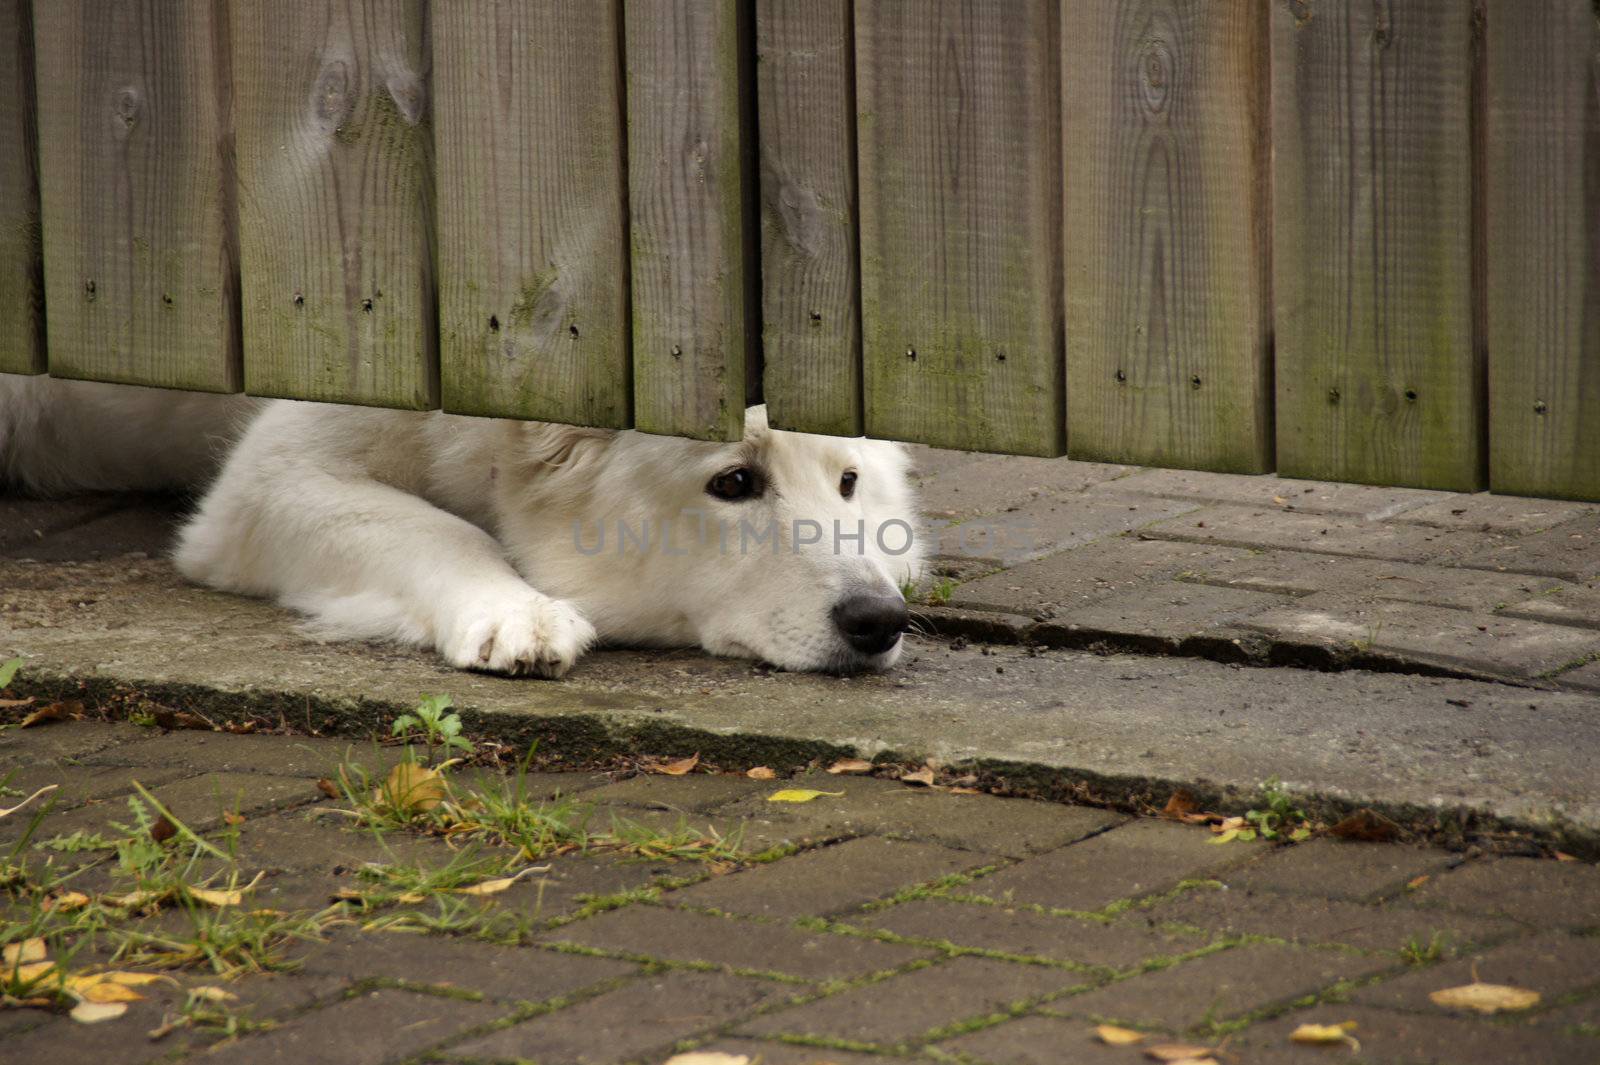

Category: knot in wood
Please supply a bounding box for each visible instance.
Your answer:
[313,61,354,131]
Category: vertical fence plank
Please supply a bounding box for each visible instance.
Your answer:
[1271,0,1481,491]
[756,0,860,437]
[434,1,629,428]
[0,0,42,375]
[855,0,1064,456]
[1486,1,1600,502]
[32,0,238,391]
[1064,0,1271,473]
[625,0,754,441]
[232,0,434,409]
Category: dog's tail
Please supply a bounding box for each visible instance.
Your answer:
[0,374,260,496]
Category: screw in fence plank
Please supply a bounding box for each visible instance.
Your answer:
[855,0,1065,456]
[0,0,43,376]
[1485,0,1600,503]
[1064,0,1272,474]
[755,0,861,438]
[1271,0,1482,492]
[434,0,629,429]
[625,0,755,442]
[32,0,238,392]
[231,0,434,409]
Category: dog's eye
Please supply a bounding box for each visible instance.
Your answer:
[839,470,858,500]
[707,467,757,501]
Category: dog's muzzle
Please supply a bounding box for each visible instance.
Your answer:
[831,593,909,656]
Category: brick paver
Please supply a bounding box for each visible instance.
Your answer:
[1039,942,1394,1033]
[442,971,776,1064]
[668,836,991,919]
[1235,1004,1597,1065]
[958,820,1263,913]
[738,956,1088,1045]
[1219,839,1460,902]
[1404,857,1600,931]
[1353,935,1600,1014]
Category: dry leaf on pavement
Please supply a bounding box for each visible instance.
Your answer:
[190,986,238,1003]
[377,762,446,814]
[69,1000,127,1024]
[661,1054,751,1065]
[1328,809,1401,843]
[1290,1021,1360,1050]
[79,981,145,1004]
[11,960,57,983]
[19,700,82,729]
[745,767,776,780]
[826,758,874,775]
[3,937,47,966]
[650,754,700,776]
[316,778,340,800]
[1428,981,1540,1014]
[43,891,90,913]
[187,887,244,907]
[1145,1043,1216,1062]
[1094,1024,1145,1045]
[767,789,845,804]
[900,767,936,787]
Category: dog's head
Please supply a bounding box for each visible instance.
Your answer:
[495,407,925,673]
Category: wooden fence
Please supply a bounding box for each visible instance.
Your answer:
[1,1,1597,501]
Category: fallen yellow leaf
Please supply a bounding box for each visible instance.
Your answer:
[1429,981,1540,1014]
[1094,1024,1145,1045]
[188,887,245,907]
[1208,827,1242,845]
[19,700,81,728]
[1145,1044,1215,1062]
[69,971,169,992]
[1290,1021,1360,1050]
[3,937,47,966]
[10,960,57,984]
[662,1054,750,1065]
[745,766,776,780]
[826,758,874,775]
[43,891,90,913]
[377,762,445,814]
[70,1000,127,1024]
[767,789,845,803]
[189,986,238,1003]
[453,877,517,897]
[80,981,145,1004]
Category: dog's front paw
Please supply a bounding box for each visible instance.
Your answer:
[437,589,596,678]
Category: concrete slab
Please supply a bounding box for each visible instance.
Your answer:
[1090,468,1456,520]
[6,557,1600,853]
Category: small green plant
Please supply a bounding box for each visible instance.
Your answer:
[37,829,118,853]
[391,694,473,765]
[0,657,21,691]
[1243,777,1312,842]
[1400,932,1448,965]
[926,577,956,605]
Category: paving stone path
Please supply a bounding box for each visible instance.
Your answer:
[910,457,1600,688]
[2,722,1597,1065]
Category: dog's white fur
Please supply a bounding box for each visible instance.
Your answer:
[1,375,922,676]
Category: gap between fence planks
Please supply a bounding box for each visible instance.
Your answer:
[1271,0,1482,492]
[434,0,630,428]
[1064,0,1272,474]
[755,0,862,438]
[1485,0,1600,502]
[855,0,1065,457]
[33,0,238,392]
[232,0,435,409]
[625,0,757,442]
[0,0,43,376]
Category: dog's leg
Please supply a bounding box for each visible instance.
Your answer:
[176,458,596,678]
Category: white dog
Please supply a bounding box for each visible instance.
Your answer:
[1,376,922,677]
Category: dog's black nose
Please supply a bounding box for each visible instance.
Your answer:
[832,593,909,656]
